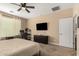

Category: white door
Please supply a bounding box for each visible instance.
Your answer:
[59,17,73,48]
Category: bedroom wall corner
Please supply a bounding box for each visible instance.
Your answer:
[21,19,28,30]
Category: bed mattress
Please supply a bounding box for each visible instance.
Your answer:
[0,38,40,56]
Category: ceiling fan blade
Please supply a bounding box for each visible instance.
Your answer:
[10,3,21,7]
[25,8,30,13]
[17,8,22,11]
[26,6,35,8]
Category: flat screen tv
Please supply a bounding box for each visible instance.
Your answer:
[36,23,47,30]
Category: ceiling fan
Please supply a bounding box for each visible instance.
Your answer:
[11,3,35,13]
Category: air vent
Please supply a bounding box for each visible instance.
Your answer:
[52,6,60,11]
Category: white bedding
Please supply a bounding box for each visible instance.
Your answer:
[0,38,40,56]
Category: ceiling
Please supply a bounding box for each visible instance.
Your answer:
[0,3,74,19]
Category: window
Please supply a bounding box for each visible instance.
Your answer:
[0,14,21,37]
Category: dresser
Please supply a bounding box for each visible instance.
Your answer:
[34,35,48,44]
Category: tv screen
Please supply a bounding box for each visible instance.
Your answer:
[36,23,47,30]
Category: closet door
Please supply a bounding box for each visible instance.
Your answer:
[59,17,74,48]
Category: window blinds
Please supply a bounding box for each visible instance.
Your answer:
[0,14,21,37]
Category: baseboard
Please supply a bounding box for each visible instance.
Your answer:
[48,42,59,46]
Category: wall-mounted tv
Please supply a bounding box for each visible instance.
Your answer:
[36,23,48,30]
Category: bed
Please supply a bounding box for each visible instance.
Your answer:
[0,38,40,56]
